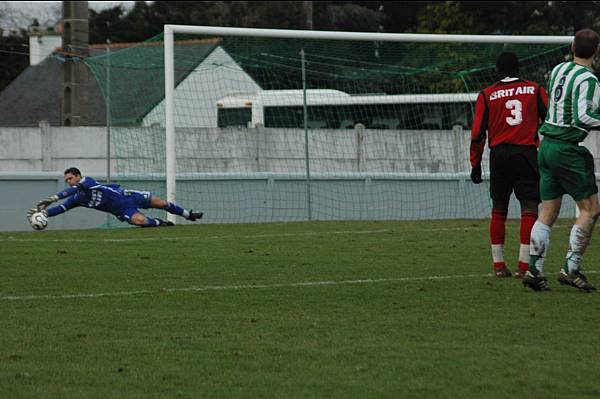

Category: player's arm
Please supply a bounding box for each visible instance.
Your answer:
[469,92,488,183]
[45,195,80,217]
[36,186,78,210]
[574,77,600,129]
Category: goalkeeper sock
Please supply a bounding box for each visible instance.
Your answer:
[165,201,188,218]
[564,224,591,274]
[529,221,552,274]
[141,217,162,227]
[518,212,537,272]
[490,209,507,269]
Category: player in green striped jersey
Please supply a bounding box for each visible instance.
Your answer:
[523,29,600,292]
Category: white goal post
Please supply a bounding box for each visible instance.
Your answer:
[163,25,573,223]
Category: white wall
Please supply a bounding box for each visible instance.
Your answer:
[0,124,110,174]
[3,124,600,176]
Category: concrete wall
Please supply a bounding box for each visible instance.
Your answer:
[6,123,600,176]
[0,123,110,173]
[0,124,473,175]
[4,172,573,232]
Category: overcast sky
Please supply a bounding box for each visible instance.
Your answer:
[0,1,137,32]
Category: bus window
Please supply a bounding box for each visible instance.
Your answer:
[309,106,341,129]
[217,108,252,128]
[365,104,401,129]
[264,106,303,128]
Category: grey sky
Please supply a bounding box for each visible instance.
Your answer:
[0,1,137,32]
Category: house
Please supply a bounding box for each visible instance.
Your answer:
[141,45,262,128]
[0,30,106,126]
[0,34,261,128]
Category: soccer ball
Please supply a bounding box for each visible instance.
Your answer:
[30,211,48,231]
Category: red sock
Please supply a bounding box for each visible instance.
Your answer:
[491,209,507,270]
[491,209,507,245]
[517,261,529,272]
[519,212,538,272]
[520,211,537,244]
[493,261,507,270]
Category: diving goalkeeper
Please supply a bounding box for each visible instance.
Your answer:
[27,167,203,227]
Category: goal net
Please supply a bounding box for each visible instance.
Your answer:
[85,27,571,224]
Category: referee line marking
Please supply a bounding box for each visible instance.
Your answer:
[4,270,599,301]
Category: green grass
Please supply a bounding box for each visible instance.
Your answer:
[2,220,600,399]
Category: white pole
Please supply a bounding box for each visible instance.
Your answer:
[106,40,111,184]
[165,25,573,44]
[106,40,112,228]
[301,49,312,221]
[164,26,177,224]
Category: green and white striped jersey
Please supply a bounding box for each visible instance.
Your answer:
[540,61,600,142]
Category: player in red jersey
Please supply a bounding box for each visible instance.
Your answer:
[470,52,548,278]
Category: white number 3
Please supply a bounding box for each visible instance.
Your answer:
[505,99,523,126]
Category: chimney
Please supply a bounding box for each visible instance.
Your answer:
[61,1,89,126]
[28,28,62,66]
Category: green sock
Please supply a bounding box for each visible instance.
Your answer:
[529,255,542,274]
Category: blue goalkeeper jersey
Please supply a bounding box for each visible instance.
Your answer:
[46,177,134,217]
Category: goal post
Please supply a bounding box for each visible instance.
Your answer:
[162,25,572,223]
[164,27,176,223]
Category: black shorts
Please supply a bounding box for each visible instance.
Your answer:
[489,144,540,202]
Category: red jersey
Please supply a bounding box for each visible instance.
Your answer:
[470,77,548,167]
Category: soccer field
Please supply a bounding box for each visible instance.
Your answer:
[2,220,600,398]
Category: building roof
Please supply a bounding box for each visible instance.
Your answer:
[0,55,106,126]
[85,39,219,125]
[0,40,219,127]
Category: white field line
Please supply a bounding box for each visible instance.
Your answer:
[2,225,499,243]
[4,229,391,243]
[5,224,574,244]
[0,273,497,301]
[4,270,599,302]
[425,224,572,232]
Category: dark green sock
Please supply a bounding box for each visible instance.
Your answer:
[529,255,542,274]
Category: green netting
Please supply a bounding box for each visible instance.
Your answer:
[85,31,571,223]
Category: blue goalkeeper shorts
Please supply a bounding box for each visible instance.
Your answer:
[114,190,152,222]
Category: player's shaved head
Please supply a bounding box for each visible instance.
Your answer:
[573,29,600,59]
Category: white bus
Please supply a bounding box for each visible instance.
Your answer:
[216,89,478,130]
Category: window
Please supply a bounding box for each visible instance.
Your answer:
[217,108,252,128]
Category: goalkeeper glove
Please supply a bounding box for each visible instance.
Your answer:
[470,164,482,184]
[26,207,36,221]
[37,195,59,211]
[27,207,47,220]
